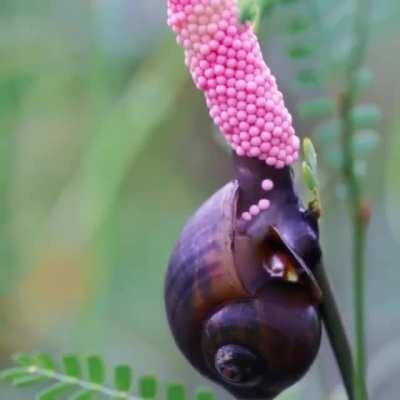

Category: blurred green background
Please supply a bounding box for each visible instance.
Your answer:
[0,0,399,399]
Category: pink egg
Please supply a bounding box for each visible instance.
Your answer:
[167,0,299,168]
[249,205,260,216]
[258,199,271,210]
[261,179,274,191]
[241,211,252,221]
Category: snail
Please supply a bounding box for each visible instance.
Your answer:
[165,155,322,399]
[165,1,325,398]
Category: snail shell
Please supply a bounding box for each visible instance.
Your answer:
[165,180,322,399]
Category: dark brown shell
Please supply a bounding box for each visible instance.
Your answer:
[165,182,249,377]
[202,283,321,399]
[165,179,322,399]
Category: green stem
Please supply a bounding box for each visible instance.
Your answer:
[315,261,355,400]
[353,211,369,400]
[252,4,262,33]
[339,0,371,398]
[23,366,139,400]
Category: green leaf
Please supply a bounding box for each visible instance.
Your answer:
[298,97,336,119]
[2,352,218,400]
[259,0,276,16]
[36,382,74,400]
[139,375,157,398]
[35,353,56,371]
[167,383,186,400]
[239,0,257,23]
[13,353,35,367]
[195,389,215,400]
[303,137,318,173]
[302,162,318,192]
[286,16,311,34]
[353,130,380,156]
[69,390,94,400]
[114,365,132,392]
[87,356,105,385]
[288,43,313,59]
[351,105,382,128]
[63,355,82,379]
[0,368,30,382]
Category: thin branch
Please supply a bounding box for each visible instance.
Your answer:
[339,0,371,398]
[24,366,140,400]
[315,260,355,400]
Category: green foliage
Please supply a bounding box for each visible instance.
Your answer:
[166,384,186,400]
[303,137,318,173]
[260,0,383,180]
[353,130,379,156]
[302,138,322,212]
[287,43,313,59]
[239,0,298,25]
[303,162,318,193]
[195,389,216,400]
[0,353,215,400]
[351,105,382,128]
[239,0,258,23]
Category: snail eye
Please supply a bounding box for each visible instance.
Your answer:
[214,344,263,387]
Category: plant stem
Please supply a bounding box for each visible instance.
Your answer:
[339,0,371,398]
[315,261,355,400]
[23,366,139,400]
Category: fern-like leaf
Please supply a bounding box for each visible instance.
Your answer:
[166,383,186,400]
[114,365,132,393]
[87,355,105,385]
[36,382,74,400]
[139,375,157,399]
[63,354,83,379]
[351,104,382,128]
[1,352,215,400]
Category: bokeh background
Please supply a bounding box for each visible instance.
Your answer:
[0,0,399,399]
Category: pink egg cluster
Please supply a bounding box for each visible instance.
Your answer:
[167,0,300,168]
[241,179,274,221]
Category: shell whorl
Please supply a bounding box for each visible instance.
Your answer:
[202,283,321,399]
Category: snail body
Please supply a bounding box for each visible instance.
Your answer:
[165,157,322,399]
